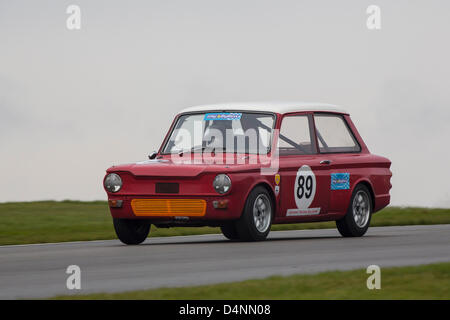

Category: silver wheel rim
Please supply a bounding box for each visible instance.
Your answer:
[352,190,370,228]
[253,194,271,233]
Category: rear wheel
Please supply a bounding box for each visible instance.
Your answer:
[113,218,151,245]
[235,186,273,241]
[336,184,372,237]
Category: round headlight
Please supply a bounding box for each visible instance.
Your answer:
[104,173,123,193]
[213,174,231,194]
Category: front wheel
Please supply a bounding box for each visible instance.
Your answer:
[235,186,273,241]
[336,184,372,237]
[113,218,151,245]
[220,223,240,241]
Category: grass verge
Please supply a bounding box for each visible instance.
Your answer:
[0,201,449,245]
[52,262,450,299]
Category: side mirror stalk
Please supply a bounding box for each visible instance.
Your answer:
[148,151,158,160]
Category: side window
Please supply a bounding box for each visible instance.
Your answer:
[278,115,316,155]
[314,114,360,153]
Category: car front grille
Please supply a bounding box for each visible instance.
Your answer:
[131,199,206,217]
[155,182,179,194]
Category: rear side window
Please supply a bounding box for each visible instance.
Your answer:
[278,115,316,155]
[314,114,360,153]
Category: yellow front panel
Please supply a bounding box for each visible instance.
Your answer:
[131,199,207,217]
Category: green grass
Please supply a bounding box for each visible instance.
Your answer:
[53,262,450,299]
[0,201,449,246]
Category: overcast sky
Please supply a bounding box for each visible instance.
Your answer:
[0,0,449,207]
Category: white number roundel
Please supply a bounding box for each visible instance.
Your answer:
[294,165,316,209]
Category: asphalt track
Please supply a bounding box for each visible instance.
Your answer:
[1,224,449,299]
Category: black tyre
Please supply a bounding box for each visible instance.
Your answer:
[336,184,372,237]
[220,223,240,241]
[235,186,273,241]
[113,218,151,245]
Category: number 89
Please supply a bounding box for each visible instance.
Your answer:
[297,175,313,199]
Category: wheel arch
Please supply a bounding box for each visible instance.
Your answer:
[243,181,277,218]
[352,179,375,210]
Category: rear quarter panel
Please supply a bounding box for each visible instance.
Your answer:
[327,153,392,217]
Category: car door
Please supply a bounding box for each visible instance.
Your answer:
[313,113,363,214]
[277,113,331,220]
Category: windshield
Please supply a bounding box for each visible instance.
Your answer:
[162,112,275,154]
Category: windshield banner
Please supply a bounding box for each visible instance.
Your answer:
[204,113,242,121]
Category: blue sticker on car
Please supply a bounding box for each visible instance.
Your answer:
[331,173,350,190]
[204,113,242,121]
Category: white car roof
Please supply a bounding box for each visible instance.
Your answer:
[178,102,347,115]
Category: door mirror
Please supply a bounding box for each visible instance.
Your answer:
[148,151,158,160]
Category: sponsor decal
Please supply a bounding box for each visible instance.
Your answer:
[331,173,350,190]
[274,174,281,196]
[287,165,321,216]
[274,185,280,196]
[275,173,281,185]
[204,112,242,121]
[286,208,321,216]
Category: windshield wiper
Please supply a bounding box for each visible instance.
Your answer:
[191,145,206,152]
[177,145,205,156]
[178,145,231,156]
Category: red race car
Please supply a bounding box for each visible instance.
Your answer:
[104,102,392,244]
